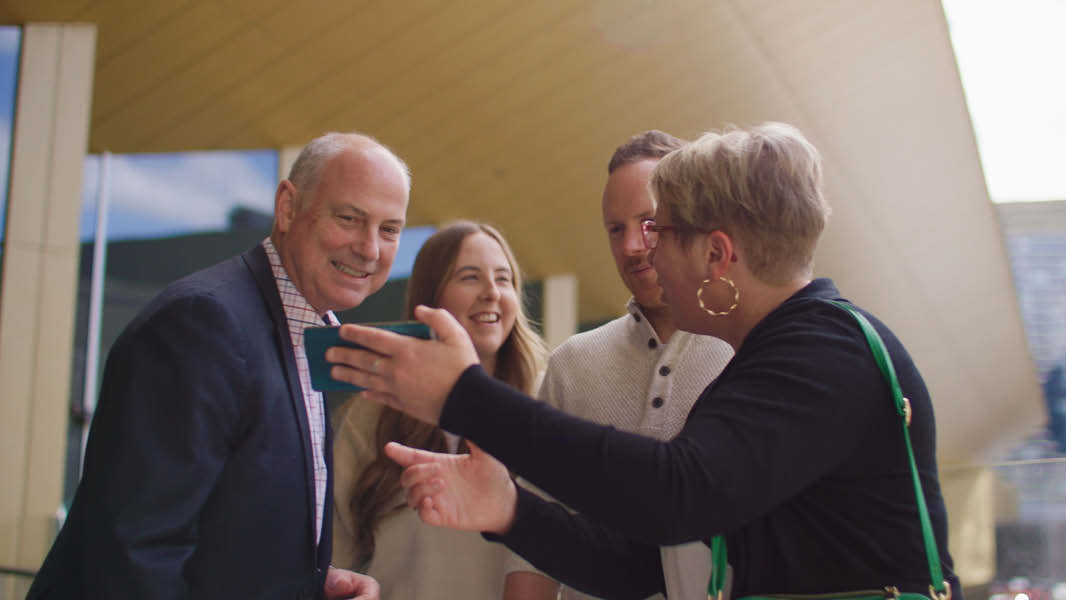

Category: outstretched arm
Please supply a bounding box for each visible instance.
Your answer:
[386,441,664,599]
[345,299,891,557]
[384,441,517,533]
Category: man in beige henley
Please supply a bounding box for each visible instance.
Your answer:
[503,131,735,600]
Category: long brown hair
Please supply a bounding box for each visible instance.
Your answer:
[348,221,547,567]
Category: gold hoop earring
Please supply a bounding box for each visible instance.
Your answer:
[697,276,740,316]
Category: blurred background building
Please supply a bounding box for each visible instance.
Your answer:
[0,1,1063,597]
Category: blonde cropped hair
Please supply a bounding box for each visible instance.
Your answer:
[650,122,830,284]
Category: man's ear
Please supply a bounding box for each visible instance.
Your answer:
[274,180,298,233]
[703,230,736,278]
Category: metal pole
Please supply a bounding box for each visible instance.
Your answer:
[80,151,111,474]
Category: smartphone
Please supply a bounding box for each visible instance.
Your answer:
[303,321,433,392]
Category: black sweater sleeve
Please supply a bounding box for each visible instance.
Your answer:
[484,487,665,599]
[441,310,883,545]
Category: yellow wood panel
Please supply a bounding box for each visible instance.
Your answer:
[348,4,595,120]
[88,0,299,133]
[216,2,505,147]
[233,0,363,41]
[388,5,707,170]
[316,3,586,148]
[88,0,375,149]
[152,1,450,151]
[146,0,399,150]
[97,20,280,150]
[92,2,246,120]
[90,0,195,62]
[0,0,91,24]
[199,0,384,128]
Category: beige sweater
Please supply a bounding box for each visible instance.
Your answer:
[508,299,734,600]
[331,396,510,600]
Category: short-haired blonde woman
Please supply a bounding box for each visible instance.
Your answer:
[329,124,963,600]
[330,221,546,600]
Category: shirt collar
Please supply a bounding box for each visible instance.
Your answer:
[262,238,339,343]
[625,297,663,340]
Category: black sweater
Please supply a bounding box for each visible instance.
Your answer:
[440,279,961,599]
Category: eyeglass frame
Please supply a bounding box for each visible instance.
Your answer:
[641,219,739,272]
[641,218,716,250]
[640,219,675,250]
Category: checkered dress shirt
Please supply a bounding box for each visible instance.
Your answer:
[263,238,338,546]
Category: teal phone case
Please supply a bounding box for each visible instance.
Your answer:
[303,321,432,392]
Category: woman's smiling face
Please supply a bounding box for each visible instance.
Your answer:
[437,232,519,364]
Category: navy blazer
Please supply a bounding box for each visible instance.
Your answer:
[29,245,333,599]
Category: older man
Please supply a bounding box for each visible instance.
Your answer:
[503,131,734,600]
[28,132,408,600]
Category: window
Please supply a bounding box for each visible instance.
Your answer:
[0,27,21,282]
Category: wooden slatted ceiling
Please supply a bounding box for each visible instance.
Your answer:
[0,0,1045,463]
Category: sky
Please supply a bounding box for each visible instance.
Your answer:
[941,0,1066,203]
[79,150,279,240]
[0,27,19,235]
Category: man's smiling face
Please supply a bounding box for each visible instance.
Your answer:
[602,158,666,310]
[274,145,409,313]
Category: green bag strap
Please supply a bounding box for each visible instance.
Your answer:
[706,300,948,600]
[709,536,727,599]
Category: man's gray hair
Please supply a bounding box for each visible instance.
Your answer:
[287,132,411,198]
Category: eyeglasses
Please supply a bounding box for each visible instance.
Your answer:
[640,219,681,250]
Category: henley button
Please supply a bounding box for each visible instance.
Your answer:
[659,365,671,376]
[652,397,664,408]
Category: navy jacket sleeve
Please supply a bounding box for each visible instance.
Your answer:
[80,292,247,598]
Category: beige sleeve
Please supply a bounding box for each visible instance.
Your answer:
[330,394,383,571]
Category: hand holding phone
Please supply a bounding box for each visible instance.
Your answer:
[303,321,432,392]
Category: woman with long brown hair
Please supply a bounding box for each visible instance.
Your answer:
[330,220,547,599]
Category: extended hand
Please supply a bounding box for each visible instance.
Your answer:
[385,441,517,534]
[323,567,380,599]
[328,305,479,425]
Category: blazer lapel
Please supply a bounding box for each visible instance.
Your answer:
[242,245,319,547]
[318,401,334,569]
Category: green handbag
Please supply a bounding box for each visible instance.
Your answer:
[706,300,951,600]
